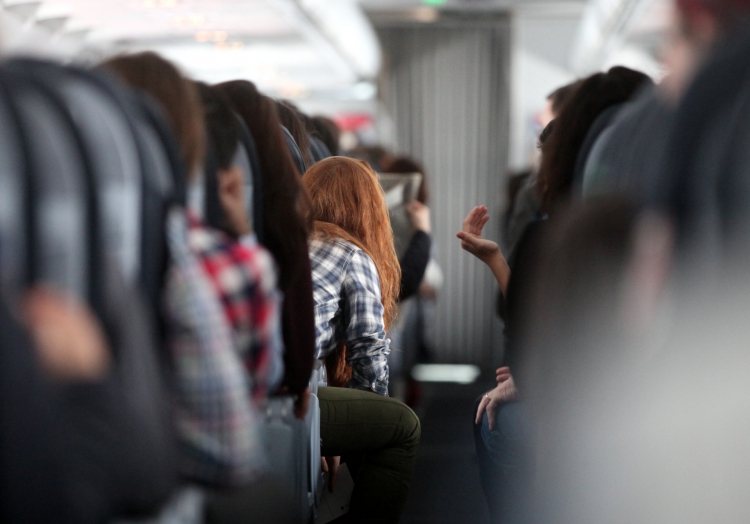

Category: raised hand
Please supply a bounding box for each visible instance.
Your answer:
[406,201,431,234]
[456,205,511,294]
[462,205,490,237]
[456,206,500,264]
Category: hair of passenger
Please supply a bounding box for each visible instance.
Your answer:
[302,156,401,330]
[547,81,581,115]
[538,119,555,148]
[101,51,204,178]
[196,82,239,170]
[310,116,341,156]
[275,100,313,170]
[380,156,429,204]
[214,80,311,291]
[537,66,654,214]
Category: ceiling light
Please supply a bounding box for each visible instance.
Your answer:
[213,41,243,50]
[174,15,206,28]
[413,7,439,23]
[143,0,178,9]
[195,30,230,44]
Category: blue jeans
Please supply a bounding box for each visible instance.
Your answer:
[473,398,532,524]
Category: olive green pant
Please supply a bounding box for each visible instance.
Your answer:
[318,387,421,524]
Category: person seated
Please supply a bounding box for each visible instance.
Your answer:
[103,52,280,489]
[216,80,316,420]
[302,156,421,524]
[275,99,313,169]
[196,81,285,400]
[2,288,110,523]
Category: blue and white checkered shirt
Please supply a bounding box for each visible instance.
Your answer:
[309,237,390,396]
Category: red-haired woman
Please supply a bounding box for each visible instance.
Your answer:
[302,156,421,524]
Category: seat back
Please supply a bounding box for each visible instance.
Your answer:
[235,114,264,242]
[309,136,331,163]
[282,125,307,175]
[261,396,311,523]
[0,59,177,519]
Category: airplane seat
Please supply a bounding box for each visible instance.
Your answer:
[309,136,331,163]
[6,60,144,288]
[0,61,177,519]
[234,114,263,240]
[0,76,28,299]
[572,103,626,193]
[282,125,307,175]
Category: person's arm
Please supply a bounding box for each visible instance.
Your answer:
[238,238,285,400]
[399,231,431,301]
[456,205,510,295]
[399,202,432,301]
[342,250,389,396]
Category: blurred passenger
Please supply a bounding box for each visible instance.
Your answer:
[557,5,750,521]
[503,80,579,259]
[537,81,580,130]
[536,66,653,214]
[348,144,393,172]
[275,99,313,169]
[310,115,341,156]
[277,101,333,163]
[520,198,674,523]
[303,156,421,524]
[581,0,750,205]
[458,67,651,523]
[381,156,433,302]
[660,0,750,278]
[1,289,110,523]
[196,82,285,399]
[216,80,316,418]
[380,155,442,403]
[103,52,267,492]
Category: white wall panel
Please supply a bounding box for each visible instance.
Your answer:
[378,14,510,367]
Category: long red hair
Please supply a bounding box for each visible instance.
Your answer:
[303,157,401,330]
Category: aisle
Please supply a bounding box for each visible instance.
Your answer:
[401,380,495,524]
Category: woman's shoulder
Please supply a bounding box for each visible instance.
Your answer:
[309,236,364,263]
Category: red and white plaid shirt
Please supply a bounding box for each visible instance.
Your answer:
[186,211,284,401]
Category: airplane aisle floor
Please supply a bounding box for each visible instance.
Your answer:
[401,380,496,524]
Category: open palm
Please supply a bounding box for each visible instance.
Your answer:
[457,206,500,263]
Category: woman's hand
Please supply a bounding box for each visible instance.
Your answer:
[496,366,511,384]
[406,201,431,234]
[457,206,510,293]
[456,206,500,263]
[475,373,518,430]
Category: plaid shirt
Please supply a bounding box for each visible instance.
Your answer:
[163,208,280,486]
[309,237,390,396]
[186,213,283,400]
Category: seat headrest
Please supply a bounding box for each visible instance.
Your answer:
[281,125,306,175]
